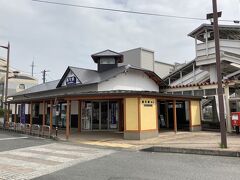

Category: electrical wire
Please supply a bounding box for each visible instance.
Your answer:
[46,73,55,81]
[32,0,239,23]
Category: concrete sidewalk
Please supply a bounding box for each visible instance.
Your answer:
[58,131,240,156]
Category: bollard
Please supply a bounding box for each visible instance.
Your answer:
[56,126,58,137]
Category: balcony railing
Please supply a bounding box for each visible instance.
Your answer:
[196,39,240,58]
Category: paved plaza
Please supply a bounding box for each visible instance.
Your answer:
[58,130,240,152]
[0,131,114,180]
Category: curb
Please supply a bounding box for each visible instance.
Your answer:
[141,146,240,157]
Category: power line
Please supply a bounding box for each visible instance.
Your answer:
[32,0,239,23]
[46,73,55,81]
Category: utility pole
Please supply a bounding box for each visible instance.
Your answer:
[0,42,10,127]
[41,70,49,83]
[30,60,35,77]
[207,0,227,148]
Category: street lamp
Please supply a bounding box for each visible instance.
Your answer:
[207,0,227,148]
[0,42,10,128]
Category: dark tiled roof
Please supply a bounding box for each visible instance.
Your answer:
[188,23,240,42]
[11,80,60,96]
[10,90,202,103]
[91,49,123,63]
[167,80,232,89]
[11,65,165,97]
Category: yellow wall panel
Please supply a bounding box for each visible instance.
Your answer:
[191,100,201,126]
[125,98,139,131]
[140,98,157,130]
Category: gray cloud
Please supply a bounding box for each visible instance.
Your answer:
[0,0,239,82]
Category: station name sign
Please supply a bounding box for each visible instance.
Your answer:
[142,99,155,107]
[66,76,77,86]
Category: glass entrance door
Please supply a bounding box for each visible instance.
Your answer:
[92,102,100,130]
[101,102,108,130]
[81,101,119,131]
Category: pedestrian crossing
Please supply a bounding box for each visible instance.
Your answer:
[0,143,115,180]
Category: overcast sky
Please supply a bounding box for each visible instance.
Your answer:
[0,0,239,82]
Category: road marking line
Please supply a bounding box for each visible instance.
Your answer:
[0,137,28,141]
[0,154,61,166]
[0,143,115,180]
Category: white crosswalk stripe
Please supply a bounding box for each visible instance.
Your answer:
[0,143,115,180]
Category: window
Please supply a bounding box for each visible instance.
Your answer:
[194,90,204,96]
[100,58,115,64]
[183,91,193,95]
[205,89,216,96]
[19,84,25,90]
[173,91,182,95]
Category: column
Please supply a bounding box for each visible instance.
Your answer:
[224,85,232,133]
[14,103,17,129]
[42,101,46,127]
[66,100,70,139]
[193,64,196,83]
[189,100,192,130]
[30,102,33,126]
[173,100,177,133]
[156,100,159,132]
[6,102,10,125]
[50,100,53,131]
[78,100,81,132]
[165,102,169,128]
[195,36,198,57]
[205,29,209,56]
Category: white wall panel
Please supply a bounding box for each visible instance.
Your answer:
[98,69,159,92]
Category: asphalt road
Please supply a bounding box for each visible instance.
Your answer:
[1,130,240,180]
[0,130,51,152]
[36,149,240,180]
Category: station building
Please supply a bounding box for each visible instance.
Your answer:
[8,49,202,140]
[163,24,240,133]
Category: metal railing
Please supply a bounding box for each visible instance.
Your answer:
[42,125,51,138]
[8,122,15,131]
[32,124,41,136]
[25,124,31,134]
[0,121,55,139]
[16,123,25,133]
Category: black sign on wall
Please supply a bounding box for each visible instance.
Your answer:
[66,76,76,86]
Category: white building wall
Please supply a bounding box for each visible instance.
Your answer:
[154,62,174,78]
[140,49,154,71]
[120,48,154,71]
[209,65,218,83]
[98,69,159,92]
[120,48,141,67]
[196,39,240,58]
[10,104,16,114]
